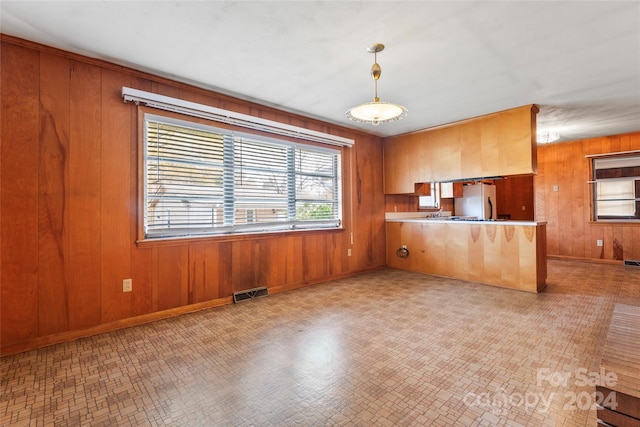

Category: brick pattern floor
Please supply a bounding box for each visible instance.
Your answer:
[2,259,640,426]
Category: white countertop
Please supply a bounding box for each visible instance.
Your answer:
[385,214,546,226]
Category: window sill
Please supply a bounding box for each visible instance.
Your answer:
[589,220,640,225]
[136,226,346,248]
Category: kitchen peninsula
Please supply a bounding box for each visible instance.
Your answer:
[386,216,547,293]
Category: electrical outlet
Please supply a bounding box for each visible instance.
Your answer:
[123,278,132,292]
[348,248,352,256]
[597,240,603,247]
[553,185,559,192]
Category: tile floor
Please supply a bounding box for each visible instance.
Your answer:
[2,259,640,426]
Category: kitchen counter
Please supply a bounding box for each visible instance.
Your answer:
[386,217,546,226]
[386,217,547,292]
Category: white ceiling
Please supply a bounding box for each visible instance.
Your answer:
[2,1,639,142]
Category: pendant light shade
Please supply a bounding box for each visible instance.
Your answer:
[346,43,408,126]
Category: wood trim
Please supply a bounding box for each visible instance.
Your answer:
[268,265,385,294]
[136,226,348,248]
[1,267,380,356]
[137,106,146,242]
[1,296,233,356]
[588,221,640,225]
[547,255,624,265]
[586,149,640,158]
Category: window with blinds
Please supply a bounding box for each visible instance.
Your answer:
[592,154,640,221]
[143,114,342,238]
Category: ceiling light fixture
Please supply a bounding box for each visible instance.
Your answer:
[537,130,560,144]
[346,43,408,126]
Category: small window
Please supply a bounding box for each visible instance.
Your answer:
[592,155,640,221]
[418,183,440,208]
[143,113,342,239]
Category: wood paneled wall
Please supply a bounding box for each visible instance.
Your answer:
[0,37,386,354]
[495,175,534,221]
[384,195,420,212]
[535,132,640,261]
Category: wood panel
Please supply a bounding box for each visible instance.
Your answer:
[302,234,325,281]
[100,70,133,322]
[556,143,573,256]
[384,195,419,212]
[546,141,559,256]
[495,175,534,220]
[480,113,501,177]
[0,36,387,354]
[386,221,546,292]
[1,43,40,344]
[230,240,258,291]
[432,126,462,180]
[353,134,386,269]
[68,60,103,329]
[460,120,482,179]
[129,76,155,317]
[535,132,640,261]
[157,246,189,310]
[266,237,294,287]
[570,142,586,258]
[189,243,221,303]
[383,105,537,193]
[383,133,421,194]
[38,52,70,335]
[534,141,546,220]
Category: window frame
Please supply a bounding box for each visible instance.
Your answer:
[591,153,640,222]
[136,107,346,244]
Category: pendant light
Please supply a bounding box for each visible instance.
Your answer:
[346,43,408,126]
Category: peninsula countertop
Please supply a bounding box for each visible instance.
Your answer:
[385,212,546,226]
[385,213,548,293]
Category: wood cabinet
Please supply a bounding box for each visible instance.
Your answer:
[386,220,547,292]
[440,182,463,198]
[383,105,538,194]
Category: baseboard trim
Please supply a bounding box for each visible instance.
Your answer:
[1,265,387,356]
[269,265,386,295]
[1,297,234,357]
[547,255,624,265]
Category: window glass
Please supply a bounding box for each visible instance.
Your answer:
[144,114,342,238]
[418,183,439,208]
[596,180,635,216]
[592,155,640,221]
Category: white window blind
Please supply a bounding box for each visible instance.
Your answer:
[144,114,342,238]
[592,155,640,220]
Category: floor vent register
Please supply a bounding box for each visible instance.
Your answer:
[233,286,269,303]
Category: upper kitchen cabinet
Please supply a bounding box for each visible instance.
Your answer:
[383,105,538,194]
[440,182,463,199]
